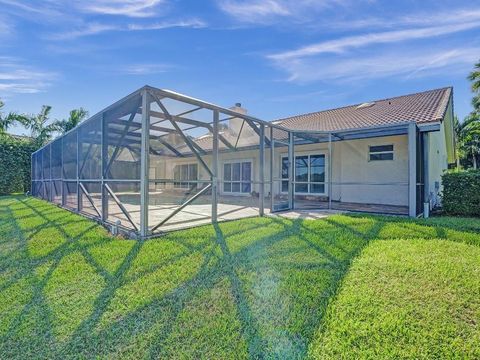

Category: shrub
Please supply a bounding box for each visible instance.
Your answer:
[0,135,38,194]
[441,170,480,216]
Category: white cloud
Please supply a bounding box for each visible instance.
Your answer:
[75,0,166,17]
[269,22,480,61]
[217,0,350,24]
[327,8,480,31]
[0,17,14,37]
[266,6,480,83]
[218,0,290,23]
[276,47,480,83]
[49,23,120,40]
[0,58,57,95]
[126,19,206,31]
[119,63,172,75]
[49,18,206,40]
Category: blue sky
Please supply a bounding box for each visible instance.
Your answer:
[1,0,480,135]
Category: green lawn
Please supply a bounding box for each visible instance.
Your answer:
[0,195,479,359]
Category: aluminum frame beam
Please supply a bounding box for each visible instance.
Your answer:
[79,182,102,218]
[212,110,219,222]
[152,93,213,178]
[104,183,139,231]
[408,122,417,217]
[151,183,212,232]
[140,89,150,237]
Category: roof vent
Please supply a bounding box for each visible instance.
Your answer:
[356,102,375,109]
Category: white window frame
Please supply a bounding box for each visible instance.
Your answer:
[368,144,394,161]
[173,162,198,189]
[281,151,327,196]
[221,158,253,196]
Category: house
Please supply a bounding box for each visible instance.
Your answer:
[152,87,455,216]
[31,86,456,237]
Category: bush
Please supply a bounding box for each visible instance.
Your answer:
[441,170,480,216]
[0,135,38,194]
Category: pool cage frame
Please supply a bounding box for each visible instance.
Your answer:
[31,85,421,238]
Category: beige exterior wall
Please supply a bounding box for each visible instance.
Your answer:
[427,99,453,207]
[150,134,410,206]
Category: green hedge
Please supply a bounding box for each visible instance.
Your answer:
[0,135,38,195]
[442,170,480,216]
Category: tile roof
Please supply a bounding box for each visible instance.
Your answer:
[274,87,452,132]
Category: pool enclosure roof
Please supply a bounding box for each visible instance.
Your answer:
[33,85,435,159]
[31,85,434,238]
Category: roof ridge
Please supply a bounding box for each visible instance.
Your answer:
[273,86,453,124]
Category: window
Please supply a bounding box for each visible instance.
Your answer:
[369,145,394,161]
[173,163,198,189]
[281,154,325,194]
[223,161,251,194]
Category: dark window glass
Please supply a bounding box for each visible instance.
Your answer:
[295,156,308,182]
[232,163,241,181]
[310,155,325,183]
[224,164,231,181]
[242,162,251,181]
[282,180,289,192]
[242,182,251,193]
[188,164,198,180]
[224,182,231,192]
[311,183,325,193]
[370,153,394,161]
[232,182,240,192]
[370,145,393,153]
[282,158,289,179]
[295,183,308,193]
[223,161,252,193]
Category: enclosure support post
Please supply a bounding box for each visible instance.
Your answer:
[423,132,430,210]
[270,127,274,212]
[408,122,417,217]
[31,153,34,196]
[288,132,294,210]
[212,110,219,222]
[328,133,332,210]
[61,137,65,206]
[76,130,81,213]
[49,144,52,202]
[101,112,108,223]
[140,89,150,237]
[259,124,265,216]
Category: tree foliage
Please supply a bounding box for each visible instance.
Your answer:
[456,59,480,168]
[0,99,29,135]
[0,98,89,194]
[0,134,38,194]
[22,105,58,147]
[53,108,89,134]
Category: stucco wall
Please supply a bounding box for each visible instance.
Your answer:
[428,116,450,207]
[150,134,410,206]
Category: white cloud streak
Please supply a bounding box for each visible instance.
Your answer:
[119,63,172,75]
[48,18,206,40]
[267,7,480,83]
[218,0,290,23]
[269,21,480,61]
[0,58,57,95]
[217,0,350,24]
[277,47,480,83]
[76,0,166,17]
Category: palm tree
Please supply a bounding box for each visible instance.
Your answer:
[23,105,58,146]
[457,114,480,169]
[53,108,89,134]
[0,99,28,135]
[468,60,480,113]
